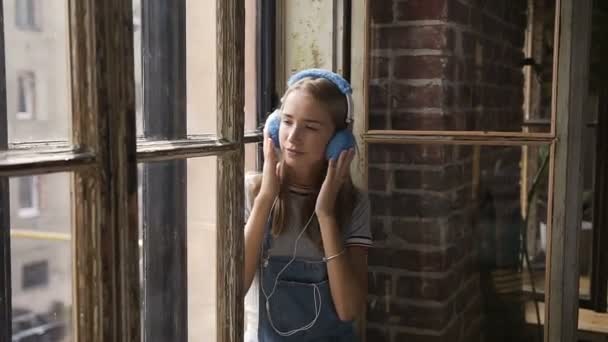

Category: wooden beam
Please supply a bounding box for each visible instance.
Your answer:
[69,0,140,341]
[545,0,593,341]
[0,148,95,177]
[364,131,553,146]
[350,0,369,339]
[216,0,245,340]
[351,0,369,191]
[366,129,554,139]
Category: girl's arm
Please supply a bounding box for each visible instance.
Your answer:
[318,215,368,321]
[315,149,368,321]
[243,194,274,293]
[244,133,281,293]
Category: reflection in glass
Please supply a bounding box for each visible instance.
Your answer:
[367,144,549,341]
[4,0,71,143]
[139,158,217,341]
[10,173,72,341]
[366,0,555,133]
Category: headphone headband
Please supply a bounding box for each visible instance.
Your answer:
[286,69,353,124]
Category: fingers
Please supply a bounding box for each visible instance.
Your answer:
[334,148,355,180]
[265,138,277,163]
[326,158,336,180]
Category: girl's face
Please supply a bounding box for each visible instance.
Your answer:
[279,90,336,170]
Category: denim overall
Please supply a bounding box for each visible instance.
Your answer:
[257,220,357,341]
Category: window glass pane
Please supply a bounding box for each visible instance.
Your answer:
[577,95,599,301]
[139,157,218,341]
[244,0,258,133]
[4,0,71,143]
[133,0,258,138]
[367,143,549,341]
[367,0,554,133]
[245,143,260,174]
[9,172,72,342]
[185,0,216,135]
[186,157,217,340]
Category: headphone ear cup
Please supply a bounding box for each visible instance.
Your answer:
[325,129,355,161]
[266,109,281,148]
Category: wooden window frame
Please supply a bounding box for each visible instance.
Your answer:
[350,1,593,342]
[0,1,258,341]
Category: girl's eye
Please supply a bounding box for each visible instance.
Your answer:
[282,119,293,125]
[306,125,319,131]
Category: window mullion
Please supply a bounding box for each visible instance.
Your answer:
[70,1,140,341]
[141,1,188,341]
[216,0,245,341]
[0,2,12,340]
[545,0,593,341]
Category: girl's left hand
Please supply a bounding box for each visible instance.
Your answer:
[315,148,356,219]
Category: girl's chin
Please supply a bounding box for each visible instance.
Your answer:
[283,157,324,170]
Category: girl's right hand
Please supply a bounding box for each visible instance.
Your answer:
[258,129,281,200]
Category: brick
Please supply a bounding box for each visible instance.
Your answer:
[371,56,390,78]
[368,246,461,272]
[505,27,525,48]
[370,0,394,24]
[367,297,455,330]
[369,111,388,130]
[370,217,389,243]
[447,0,470,25]
[454,276,481,312]
[462,33,477,57]
[392,218,443,245]
[470,7,483,30]
[369,271,394,296]
[370,144,467,165]
[481,14,502,39]
[395,0,448,21]
[366,326,390,342]
[369,167,390,192]
[369,84,389,109]
[368,144,387,164]
[394,55,448,79]
[374,25,450,50]
[394,165,463,191]
[392,83,443,109]
[390,112,445,130]
[369,192,453,218]
[396,271,463,301]
[394,329,460,342]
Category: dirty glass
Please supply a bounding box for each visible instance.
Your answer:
[366,143,550,341]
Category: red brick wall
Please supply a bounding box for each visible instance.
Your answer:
[366,1,528,341]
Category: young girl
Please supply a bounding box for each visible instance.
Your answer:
[243,69,372,341]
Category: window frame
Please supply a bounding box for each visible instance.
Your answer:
[349,1,593,342]
[0,1,596,342]
[0,1,254,342]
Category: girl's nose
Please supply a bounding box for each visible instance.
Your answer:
[287,125,303,143]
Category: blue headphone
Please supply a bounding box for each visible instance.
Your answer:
[265,69,356,160]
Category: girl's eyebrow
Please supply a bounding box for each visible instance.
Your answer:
[282,112,323,124]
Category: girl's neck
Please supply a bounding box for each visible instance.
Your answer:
[283,163,324,191]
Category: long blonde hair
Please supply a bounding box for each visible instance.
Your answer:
[252,77,359,249]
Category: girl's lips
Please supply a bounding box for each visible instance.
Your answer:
[285,148,303,156]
